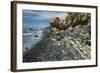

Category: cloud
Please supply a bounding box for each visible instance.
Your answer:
[23,10,67,20]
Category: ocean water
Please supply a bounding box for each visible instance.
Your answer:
[23,30,43,53]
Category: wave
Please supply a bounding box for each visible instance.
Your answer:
[23,33,33,36]
[23,30,43,36]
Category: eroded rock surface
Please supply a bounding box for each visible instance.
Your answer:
[23,24,91,62]
[23,12,91,62]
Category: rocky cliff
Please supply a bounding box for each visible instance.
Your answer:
[23,12,91,62]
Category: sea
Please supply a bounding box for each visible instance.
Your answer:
[23,27,43,53]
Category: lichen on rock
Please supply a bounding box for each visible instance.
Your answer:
[49,12,91,31]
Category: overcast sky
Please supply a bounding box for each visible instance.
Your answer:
[23,10,67,29]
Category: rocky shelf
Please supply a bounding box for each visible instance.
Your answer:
[23,23,91,62]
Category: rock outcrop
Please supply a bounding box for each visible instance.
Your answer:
[23,12,91,62]
[49,12,91,31]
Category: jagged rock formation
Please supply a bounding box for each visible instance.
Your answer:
[23,12,91,62]
[49,12,91,31]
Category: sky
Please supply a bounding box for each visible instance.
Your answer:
[23,10,67,29]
